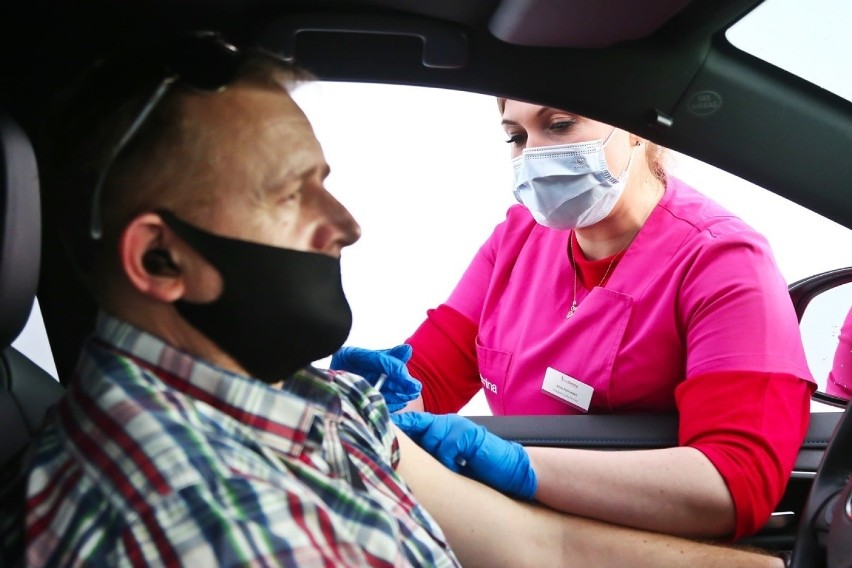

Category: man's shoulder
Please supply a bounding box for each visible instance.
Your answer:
[28,365,213,503]
[312,367,396,456]
[317,367,391,424]
[26,359,280,555]
[34,346,256,502]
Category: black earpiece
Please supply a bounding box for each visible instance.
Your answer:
[142,249,178,275]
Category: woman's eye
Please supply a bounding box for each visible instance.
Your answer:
[549,120,576,132]
[505,133,526,145]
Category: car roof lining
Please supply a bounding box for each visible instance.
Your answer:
[253,1,852,227]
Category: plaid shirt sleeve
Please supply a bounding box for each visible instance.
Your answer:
[126,470,434,566]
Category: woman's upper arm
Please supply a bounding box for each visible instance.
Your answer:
[679,229,812,381]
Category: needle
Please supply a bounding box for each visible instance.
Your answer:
[376,371,464,467]
[374,373,388,393]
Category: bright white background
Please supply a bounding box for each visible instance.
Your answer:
[292,80,852,415]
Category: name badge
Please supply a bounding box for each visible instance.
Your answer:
[540,367,594,412]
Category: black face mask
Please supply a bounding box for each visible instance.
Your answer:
[157,210,352,383]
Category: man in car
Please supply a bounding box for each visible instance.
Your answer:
[23,34,784,566]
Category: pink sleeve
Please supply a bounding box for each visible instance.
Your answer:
[443,224,499,324]
[445,205,533,323]
[828,308,852,398]
[406,207,538,412]
[676,370,815,540]
[679,228,813,381]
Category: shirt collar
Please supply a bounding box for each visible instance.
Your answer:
[93,312,341,457]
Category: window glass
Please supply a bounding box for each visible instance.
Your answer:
[295,82,852,414]
[13,299,59,380]
[726,0,852,103]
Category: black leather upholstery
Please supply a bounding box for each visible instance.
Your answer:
[0,112,65,565]
[0,348,66,466]
[0,111,64,469]
[0,112,40,347]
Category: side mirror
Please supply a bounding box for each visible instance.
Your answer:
[789,267,852,407]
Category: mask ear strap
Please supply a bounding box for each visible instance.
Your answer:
[603,128,641,181]
[602,127,619,146]
[616,141,639,181]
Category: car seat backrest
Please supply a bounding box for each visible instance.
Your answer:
[0,112,65,467]
[0,111,66,566]
[0,113,40,347]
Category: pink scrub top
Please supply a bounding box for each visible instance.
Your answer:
[445,177,814,415]
[828,308,852,398]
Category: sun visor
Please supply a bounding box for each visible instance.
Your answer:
[489,0,692,48]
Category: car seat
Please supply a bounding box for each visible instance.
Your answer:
[0,111,66,564]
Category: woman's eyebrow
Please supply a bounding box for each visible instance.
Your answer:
[501,107,565,126]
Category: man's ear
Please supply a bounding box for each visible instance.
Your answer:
[120,213,186,302]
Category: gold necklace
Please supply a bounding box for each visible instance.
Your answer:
[565,226,640,319]
[565,187,661,319]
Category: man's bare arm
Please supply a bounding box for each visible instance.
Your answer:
[394,426,782,568]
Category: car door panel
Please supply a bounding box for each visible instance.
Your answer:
[470,411,841,550]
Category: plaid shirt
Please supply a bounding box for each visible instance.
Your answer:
[26,314,459,567]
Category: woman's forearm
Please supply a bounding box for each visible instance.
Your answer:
[395,428,778,568]
[527,445,736,538]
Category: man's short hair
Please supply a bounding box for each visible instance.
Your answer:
[39,34,308,297]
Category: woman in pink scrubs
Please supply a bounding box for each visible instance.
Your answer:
[335,100,815,542]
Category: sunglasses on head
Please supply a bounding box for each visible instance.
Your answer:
[88,31,280,240]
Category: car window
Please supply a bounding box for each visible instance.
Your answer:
[294,81,852,415]
[12,299,59,381]
[726,0,852,103]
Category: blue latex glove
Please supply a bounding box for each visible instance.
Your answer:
[392,411,537,500]
[330,345,422,412]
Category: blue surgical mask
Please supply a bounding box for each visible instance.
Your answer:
[512,129,636,230]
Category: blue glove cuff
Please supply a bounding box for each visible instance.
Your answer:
[511,447,538,501]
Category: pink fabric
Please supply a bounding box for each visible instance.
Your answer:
[445,177,814,415]
[828,308,852,398]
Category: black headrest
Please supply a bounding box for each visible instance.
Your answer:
[0,113,40,348]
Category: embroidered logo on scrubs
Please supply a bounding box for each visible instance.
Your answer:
[480,375,498,394]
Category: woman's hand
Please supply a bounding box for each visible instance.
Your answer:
[330,345,422,412]
[392,411,537,500]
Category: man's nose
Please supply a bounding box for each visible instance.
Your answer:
[313,192,361,253]
[335,205,361,248]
